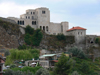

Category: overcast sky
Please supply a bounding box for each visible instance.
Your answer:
[0,0,100,35]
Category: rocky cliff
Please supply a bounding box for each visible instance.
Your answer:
[0,18,24,49]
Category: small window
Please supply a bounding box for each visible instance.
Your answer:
[33,12,35,14]
[26,16,27,19]
[31,12,32,14]
[43,26,45,31]
[42,11,45,14]
[46,26,48,31]
[78,32,79,35]
[18,21,19,24]
[32,21,36,25]
[40,26,42,30]
[81,32,82,35]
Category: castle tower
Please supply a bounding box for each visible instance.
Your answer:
[36,7,50,33]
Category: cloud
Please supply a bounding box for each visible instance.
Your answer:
[0,1,41,18]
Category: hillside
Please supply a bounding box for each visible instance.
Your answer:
[0,18,24,49]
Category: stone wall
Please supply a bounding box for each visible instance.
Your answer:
[0,17,16,24]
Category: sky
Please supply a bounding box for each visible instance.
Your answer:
[0,0,100,35]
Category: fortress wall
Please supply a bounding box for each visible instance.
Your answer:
[49,22,61,35]
[0,17,17,24]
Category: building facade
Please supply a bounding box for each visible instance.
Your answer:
[67,26,87,44]
[8,7,69,35]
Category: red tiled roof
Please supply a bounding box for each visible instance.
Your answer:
[52,60,58,62]
[67,26,87,32]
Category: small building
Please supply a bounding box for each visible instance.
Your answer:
[39,54,58,68]
[0,55,5,75]
[67,26,87,44]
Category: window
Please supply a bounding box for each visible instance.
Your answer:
[43,26,45,31]
[78,32,79,35]
[81,32,82,35]
[33,12,35,14]
[31,12,32,14]
[26,16,27,19]
[18,21,19,24]
[18,21,24,25]
[28,16,30,19]
[32,21,36,25]
[42,11,45,14]
[32,16,34,19]
[46,26,48,31]
[40,26,42,30]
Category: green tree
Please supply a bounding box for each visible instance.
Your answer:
[68,47,86,59]
[25,25,34,35]
[31,29,43,46]
[24,33,31,45]
[53,53,74,75]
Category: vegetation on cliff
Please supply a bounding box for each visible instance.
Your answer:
[24,25,43,46]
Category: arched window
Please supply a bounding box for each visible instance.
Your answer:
[28,16,30,19]
[46,26,48,31]
[43,26,45,31]
[40,26,42,30]
[23,21,24,25]
[18,21,19,24]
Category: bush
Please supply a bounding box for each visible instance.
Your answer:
[95,37,100,45]
[25,25,34,35]
[12,66,42,74]
[24,33,31,45]
[4,69,34,75]
[71,71,81,75]
[31,29,43,46]
[4,50,10,56]
[56,33,66,40]
[35,68,50,75]
[68,47,87,59]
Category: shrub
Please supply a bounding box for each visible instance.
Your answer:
[71,71,81,75]
[68,47,87,59]
[4,50,10,56]
[35,68,50,75]
[56,33,66,40]
[24,33,31,45]
[25,25,34,35]
[31,29,43,46]
[4,69,34,75]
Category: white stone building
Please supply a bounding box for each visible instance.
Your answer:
[8,7,69,35]
[67,26,87,44]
